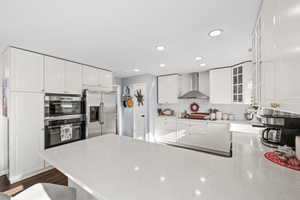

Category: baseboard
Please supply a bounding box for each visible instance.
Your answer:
[0,169,8,176]
[8,166,54,184]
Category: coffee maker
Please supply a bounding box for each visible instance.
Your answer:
[253,108,300,148]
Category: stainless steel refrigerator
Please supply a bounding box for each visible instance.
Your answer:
[83,89,118,138]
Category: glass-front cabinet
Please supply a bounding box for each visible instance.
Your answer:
[232,65,243,103]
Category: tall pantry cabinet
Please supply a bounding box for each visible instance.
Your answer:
[2,46,114,183]
[253,0,300,113]
[3,48,46,183]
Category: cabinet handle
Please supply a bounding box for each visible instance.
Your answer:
[271,103,280,108]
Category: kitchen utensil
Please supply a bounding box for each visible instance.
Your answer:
[209,112,216,120]
[223,113,229,120]
[190,112,209,120]
[160,109,175,116]
[216,111,223,120]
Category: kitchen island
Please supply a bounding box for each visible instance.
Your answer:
[41,134,300,200]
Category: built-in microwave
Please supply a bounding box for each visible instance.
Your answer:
[44,94,82,118]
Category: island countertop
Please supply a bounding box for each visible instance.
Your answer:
[40,135,300,200]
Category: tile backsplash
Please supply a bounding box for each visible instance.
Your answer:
[158,99,249,120]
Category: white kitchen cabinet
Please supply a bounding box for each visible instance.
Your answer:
[176,121,190,138]
[158,75,180,104]
[10,48,44,92]
[82,66,113,91]
[64,61,82,94]
[243,62,255,105]
[155,117,177,142]
[206,122,231,153]
[177,120,231,155]
[156,117,231,155]
[9,92,44,183]
[98,70,113,91]
[82,66,99,86]
[44,57,65,93]
[255,0,300,113]
[209,68,232,104]
[261,62,276,107]
[45,57,82,94]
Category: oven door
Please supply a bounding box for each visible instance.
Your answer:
[45,122,82,149]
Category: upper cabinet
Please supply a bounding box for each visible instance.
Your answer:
[232,65,243,103]
[82,66,99,86]
[45,57,82,94]
[98,69,113,91]
[253,0,300,113]
[82,66,113,91]
[209,68,232,104]
[64,61,82,94]
[10,48,44,92]
[44,57,65,93]
[209,63,254,105]
[158,74,180,104]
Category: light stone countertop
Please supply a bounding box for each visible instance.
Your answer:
[41,134,300,200]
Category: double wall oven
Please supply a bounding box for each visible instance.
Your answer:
[44,94,85,149]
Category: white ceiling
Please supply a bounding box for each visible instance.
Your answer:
[0,0,261,77]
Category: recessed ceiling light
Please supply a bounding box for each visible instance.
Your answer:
[156,46,166,51]
[195,57,203,61]
[200,63,206,67]
[133,68,140,72]
[160,64,166,67]
[209,29,223,37]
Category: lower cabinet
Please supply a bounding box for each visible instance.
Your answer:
[155,117,177,142]
[9,92,45,183]
[155,118,231,155]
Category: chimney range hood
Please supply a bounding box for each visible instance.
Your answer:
[178,73,209,99]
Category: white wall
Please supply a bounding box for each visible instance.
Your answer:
[120,74,157,141]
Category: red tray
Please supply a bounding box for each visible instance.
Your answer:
[264,152,300,171]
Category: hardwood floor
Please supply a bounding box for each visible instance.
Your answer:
[0,169,67,196]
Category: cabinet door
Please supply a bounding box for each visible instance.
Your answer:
[155,118,177,142]
[158,75,179,104]
[261,62,276,107]
[82,66,99,86]
[9,92,44,180]
[98,70,113,91]
[209,68,232,104]
[179,121,208,147]
[243,63,254,104]
[65,61,82,94]
[206,123,231,153]
[11,48,44,92]
[44,57,65,93]
[177,121,190,138]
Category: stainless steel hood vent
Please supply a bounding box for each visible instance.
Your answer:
[178,73,209,99]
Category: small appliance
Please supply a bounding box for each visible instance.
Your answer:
[45,93,82,118]
[254,108,300,148]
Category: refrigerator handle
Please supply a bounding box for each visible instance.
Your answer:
[99,102,104,125]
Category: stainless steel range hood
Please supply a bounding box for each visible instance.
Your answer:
[178,73,209,99]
